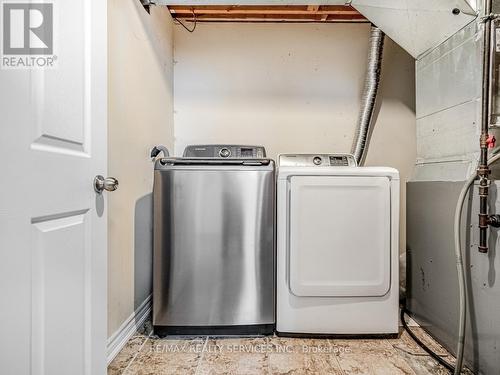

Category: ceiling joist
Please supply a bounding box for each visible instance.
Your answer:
[168,5,366,23]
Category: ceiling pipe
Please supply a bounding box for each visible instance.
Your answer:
[351,24,385,165]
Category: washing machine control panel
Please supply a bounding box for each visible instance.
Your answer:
[183,145,266,158]
[279,154,357,167]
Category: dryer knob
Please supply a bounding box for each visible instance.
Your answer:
[313,156,322,165]
[219,148,231,158]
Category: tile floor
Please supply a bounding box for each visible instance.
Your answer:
[109,321,472,375]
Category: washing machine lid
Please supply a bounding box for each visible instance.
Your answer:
[288,175,391,298]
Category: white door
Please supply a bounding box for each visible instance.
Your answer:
[288,175,391,297]
[0,1,108,374]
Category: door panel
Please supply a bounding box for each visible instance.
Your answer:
[32,212,90,375]
[31,0,88,154]
[0,0,107,374]
[288,176,391,297]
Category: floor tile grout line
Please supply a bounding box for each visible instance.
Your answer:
[334,355,346,375]
[393,342,450,358]
[121,332,152,375]
[266,335,271,375]
[194,336,209,375]
[327,338,346,375]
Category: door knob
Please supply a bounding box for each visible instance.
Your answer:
[94,175,119,193]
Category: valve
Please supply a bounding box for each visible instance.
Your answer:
[489,214,500,228]
[487,135,496,149]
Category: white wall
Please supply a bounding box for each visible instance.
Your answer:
[173,22,416,254]
[108,0,174,337]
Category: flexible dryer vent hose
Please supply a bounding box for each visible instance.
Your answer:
[351,25,385,165]
[453,153,500,374]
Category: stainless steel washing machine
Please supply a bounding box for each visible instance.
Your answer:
[153,145,275,336]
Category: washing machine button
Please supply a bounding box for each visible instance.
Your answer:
[219,148,231,158]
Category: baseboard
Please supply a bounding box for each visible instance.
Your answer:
[107,294,152,365]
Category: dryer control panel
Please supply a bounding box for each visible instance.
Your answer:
[183,145,266,158]
[279,154,357,167]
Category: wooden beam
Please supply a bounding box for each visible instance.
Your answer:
[169,5,352,11]
[169,5,360,16]
[167,5,366,22]
[171,13,366,22]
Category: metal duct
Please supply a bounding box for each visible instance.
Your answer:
[351,25,385,165]
[350,0,476,58]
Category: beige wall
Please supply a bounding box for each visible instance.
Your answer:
[173,23,416,255]
[108,0,174,337]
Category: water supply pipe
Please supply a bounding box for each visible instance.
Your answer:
[478,0,494,253]
[351,25,385,165]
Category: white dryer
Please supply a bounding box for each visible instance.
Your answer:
[276,154,399,336]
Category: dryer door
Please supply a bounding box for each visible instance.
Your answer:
[288,175,391,297]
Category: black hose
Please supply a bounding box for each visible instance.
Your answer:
[400,308,454,373]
